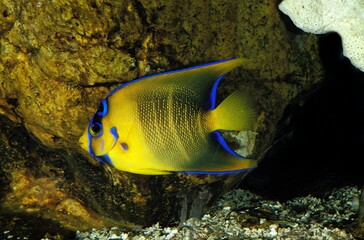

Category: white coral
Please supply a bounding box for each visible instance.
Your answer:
[279,0,364,72]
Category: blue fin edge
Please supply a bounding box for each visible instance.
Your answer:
[212,130,245,158]
[110,126,119,142]
[208,74,225,110]
[108,58,235,97]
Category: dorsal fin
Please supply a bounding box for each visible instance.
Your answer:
[109,58,251,109]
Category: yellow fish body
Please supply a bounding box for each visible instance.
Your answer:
[79,59,257,175]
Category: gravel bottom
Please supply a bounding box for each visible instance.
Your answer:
[77,186,360,240]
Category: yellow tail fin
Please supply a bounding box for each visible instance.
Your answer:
[210,91,256,131]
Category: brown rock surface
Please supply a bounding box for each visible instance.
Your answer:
[0,0,325,235]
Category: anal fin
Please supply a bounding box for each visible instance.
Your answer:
[179,156,256,175]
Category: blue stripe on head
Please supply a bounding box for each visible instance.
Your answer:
[110,127,118,140]
[94,156,104,163]
[97,99,108,117]
[212,130,245,158]
[101,99,108,116]
[208,74,225,110]
[110,126,119,148]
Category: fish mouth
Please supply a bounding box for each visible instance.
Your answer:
[78,126,119,164]
[79,131,89,151]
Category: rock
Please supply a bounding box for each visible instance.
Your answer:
[77,186,360,239]
[279,0,364,72]
[0,0,323,234]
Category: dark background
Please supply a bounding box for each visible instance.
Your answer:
[242,32,364,199]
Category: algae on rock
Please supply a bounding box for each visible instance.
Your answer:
[0,0,324,233]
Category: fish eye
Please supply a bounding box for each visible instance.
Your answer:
[89,123,103,137]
